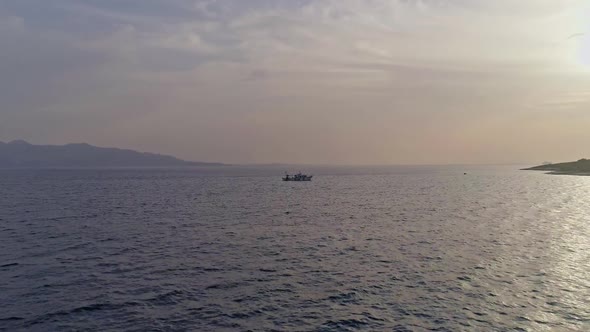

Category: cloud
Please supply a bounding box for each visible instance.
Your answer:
[0,0,589,164]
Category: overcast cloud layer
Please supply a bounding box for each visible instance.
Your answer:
[1,0,589,164]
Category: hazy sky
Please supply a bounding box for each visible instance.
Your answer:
[1,0,589,165]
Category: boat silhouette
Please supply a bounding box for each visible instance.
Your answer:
[282,172,313,181]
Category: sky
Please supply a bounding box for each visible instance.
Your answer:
[0,0,589,165]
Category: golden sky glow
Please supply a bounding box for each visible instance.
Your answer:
[0,0,589,164]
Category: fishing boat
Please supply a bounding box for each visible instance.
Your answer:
[282,172,313,181]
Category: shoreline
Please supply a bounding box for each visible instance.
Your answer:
[522,158,590,176]
[546,171,590,176]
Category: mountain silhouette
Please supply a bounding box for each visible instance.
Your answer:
[0,140,224,168]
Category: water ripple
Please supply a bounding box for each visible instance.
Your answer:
[0,167,589,331]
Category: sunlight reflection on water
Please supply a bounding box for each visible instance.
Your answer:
[0,167,589,331]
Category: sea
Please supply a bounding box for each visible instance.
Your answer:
[0,166,589,331]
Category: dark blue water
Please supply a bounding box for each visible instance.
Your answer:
[1,166,589,331]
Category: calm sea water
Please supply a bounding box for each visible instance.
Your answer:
[1,166,589,331]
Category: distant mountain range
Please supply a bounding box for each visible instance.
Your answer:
[0,140,224,168]
[523,159,590,175]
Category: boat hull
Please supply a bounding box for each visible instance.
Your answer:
[282,174,313,181]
